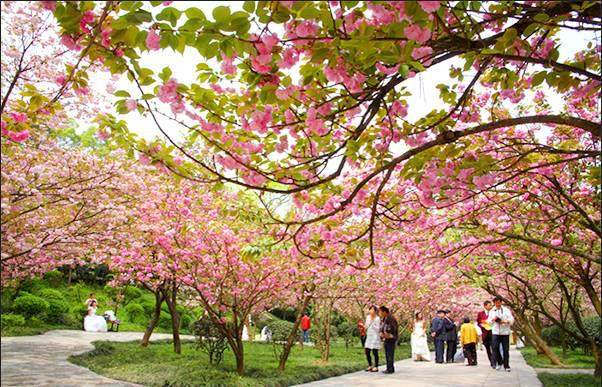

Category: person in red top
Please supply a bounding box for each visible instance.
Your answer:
[358,319,367,347]
[477,300,495,368]
[301,313,311,343]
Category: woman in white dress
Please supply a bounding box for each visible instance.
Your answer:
[411,312,431,361]
[84,300,108,332]
[364,305,381,372]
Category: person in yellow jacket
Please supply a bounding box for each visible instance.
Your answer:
[460,317,478,366]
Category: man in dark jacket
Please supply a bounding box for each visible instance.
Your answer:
[444,310,457,363]
[379,306,398,374]
[431,310,447,363]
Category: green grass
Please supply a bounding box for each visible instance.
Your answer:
[537,373,601,387]
[69,339,411,386]
[520,346,596,369]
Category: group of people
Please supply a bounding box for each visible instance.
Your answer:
[357,297,515,375]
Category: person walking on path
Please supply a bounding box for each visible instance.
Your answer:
[444,310,458,363]
[488,297,514,372]
[460,317,479,366]
[379,306,398,374]
[431,310,447,363]
[411,312,431,361]
[301,313,311,343]
[477,300,495,368]
[363,305,381,372]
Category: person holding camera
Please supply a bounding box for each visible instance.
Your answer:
[487,297,514,371]
[379,306,398,374]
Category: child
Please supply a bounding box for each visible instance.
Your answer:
[460,317,478,366]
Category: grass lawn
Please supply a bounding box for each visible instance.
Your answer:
[520,346,596,369]
[69,339,411,386]
[537,373,601,387]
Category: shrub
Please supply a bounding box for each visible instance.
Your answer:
[255,312,280,330]
[1,313,26,330]
[267,319,295,342]
[158,311,172,329]
[140,300,157,317]
[192,317,229,365]
[12,294,49,318]
[124,287,143,301]
[180,313,193,332]
[124,303,145,324]
[541,316,601,350]
[43,270,63,287]
[36,288,65,301]
[337,321,356,348]
[44,298,70,322]
[71,304,89,322]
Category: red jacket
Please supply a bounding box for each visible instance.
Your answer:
[477,310,492,338]
[301,315,311,330]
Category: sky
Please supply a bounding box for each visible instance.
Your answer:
[88,1,599,143]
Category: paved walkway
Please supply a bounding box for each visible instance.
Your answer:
[534,367,595,375]
[1,329,193,386]
[298,347,542,387]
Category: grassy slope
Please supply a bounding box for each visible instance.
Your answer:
[70,340,411,386]
[520,346,596,369]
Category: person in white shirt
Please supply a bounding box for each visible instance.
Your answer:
[487,297,514,371]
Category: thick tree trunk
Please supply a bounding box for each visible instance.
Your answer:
[278,294,312,371]
[234,336,245,375]
[141,291,163,347]
[592,341,601,377]
[518,316,564,366]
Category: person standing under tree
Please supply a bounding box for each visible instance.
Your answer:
[379,306,398,374]
[488,297,515,371]
[477,300,495,368]
[301,313,311,343]
[363,305,381,372]
[431,310,447,364]
[444,310,457,363]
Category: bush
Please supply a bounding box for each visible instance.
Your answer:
[43,270,63,287]
[541,316,602,350]
[36,288,65,301]
[337,321,356,348]
[266,319,295,342]
[12,294,49,318]
[140,300,157,317]
[124,287,143,301]
[255,312,279,330]
[124,303,145,324]
[180,313,193,332]
[159,311,172,329]
[71,304,89,322]
[192,317,229,365]
[1,313,26,330]
[44,298,70,322]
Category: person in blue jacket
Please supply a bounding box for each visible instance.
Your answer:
[430,309,447,363]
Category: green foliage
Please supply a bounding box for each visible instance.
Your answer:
[124,303,145,324]
[267,319,294,342]
[43,270,64,287]
[269,307,297,323]
[521,346,596,369]
[158,311,172,329]
[1,314,26,330]
[44,298,70,323]
[124,287,143,301]
[537,372,600,387]
[541,317,601,350]
[12,294,49,318]
[192,317,229,365]
[35,288,65,301]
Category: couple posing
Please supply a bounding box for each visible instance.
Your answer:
[361,306,399,374]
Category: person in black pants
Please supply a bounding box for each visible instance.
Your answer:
[379,306,398,374]
[487,297,514,371]
[444,310,457,363]
[430,310,447,363]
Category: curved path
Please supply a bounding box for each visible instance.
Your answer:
[297,347,542,387]
[1,330,193,386]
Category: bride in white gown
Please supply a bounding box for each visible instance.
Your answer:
[84,300,108,332]
[411,312,431,361]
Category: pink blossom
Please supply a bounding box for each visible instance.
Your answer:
[376,62,400,75]
[125,99,137,112]
[79,11,95,33]
[251,53,272,74]
[344,72,366,93]
[157,78,179,103]
[404,24,431,44]
[550,238,563,246]
[9,112,27,123]
[146,29,161,51]
[278,47,299,69]
[390,100,408,117]
[296,20,319,37]
[221,53,237,75]
[6,130,30,142]
[261,33,280,52]
[40,1,56,11]
[419,1,440,13]
[60,34,81,51]
[411,46,433,65]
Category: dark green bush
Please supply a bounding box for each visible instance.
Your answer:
[12,294,49,318]
[124,303,145,324]
[44,298,70,322]
[192,317,229,365]
[180,313,193,331]
[1,313,26,330]
[255,312,280,330]
[71,304,89,321]
[269,307,298,323]
[43,270,63,287]
[124,287,143,301]
[159,311,172,329]
[541,316,601,349]
[140,300,156,317]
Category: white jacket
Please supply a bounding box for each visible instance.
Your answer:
[364,315,382,349]
[487,306,514,335]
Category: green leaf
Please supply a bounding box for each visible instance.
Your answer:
[212,6,231,23]
[114,90,131,98]
[156,7,181,27]
[533,13,550,23]
[242,1,255,13]
[184,7,206,20]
